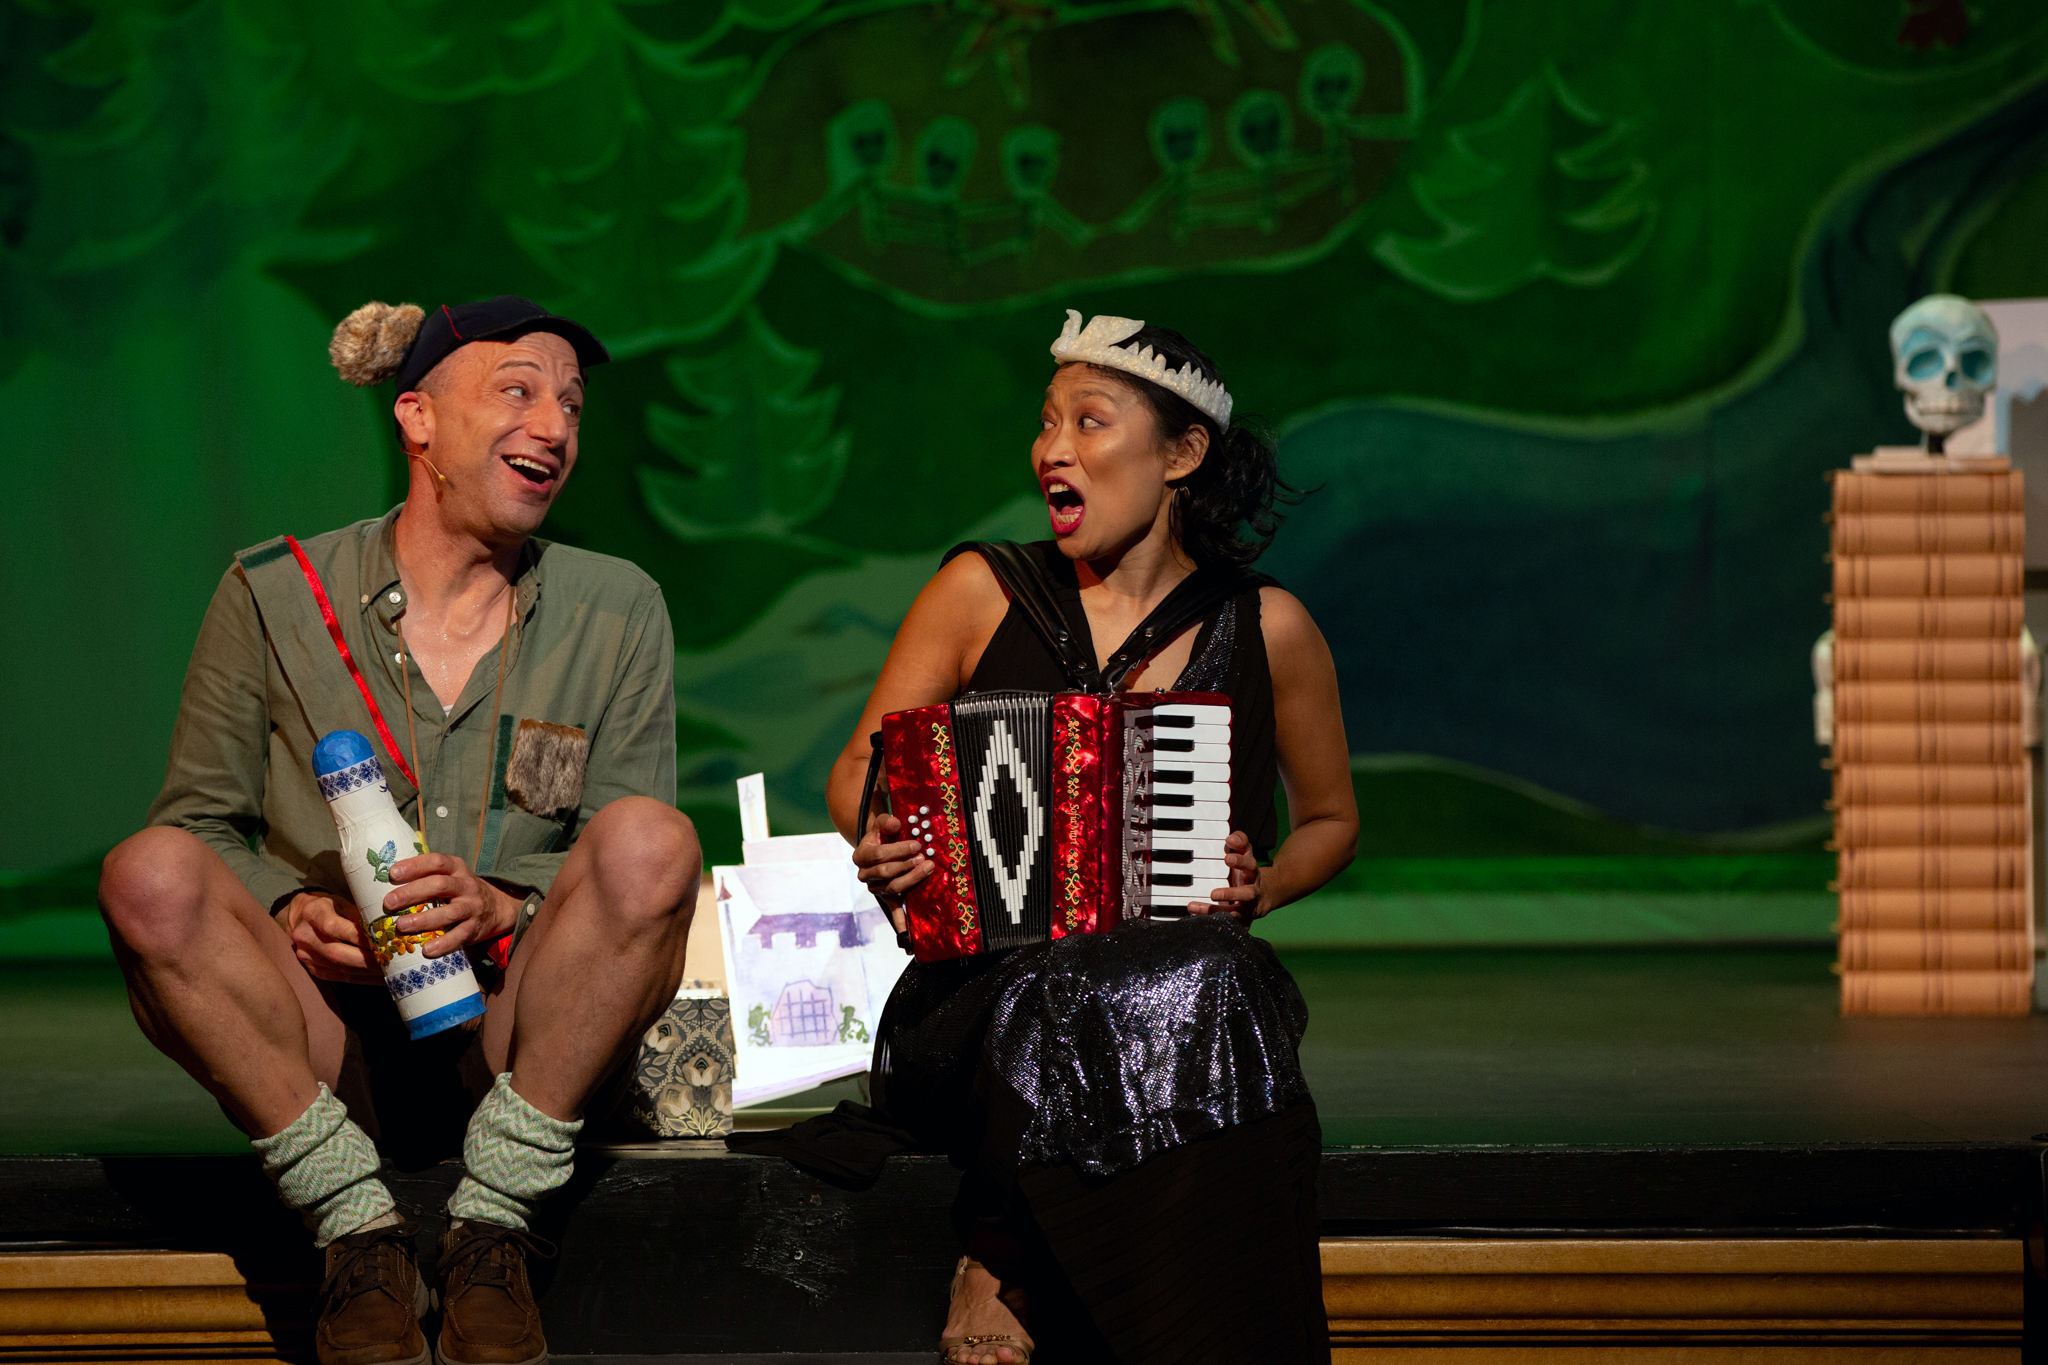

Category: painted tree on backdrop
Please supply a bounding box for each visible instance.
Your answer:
[1375,63,1656,302]
[638,308,852,551]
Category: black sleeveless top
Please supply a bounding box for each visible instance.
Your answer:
[957,541,1283,858]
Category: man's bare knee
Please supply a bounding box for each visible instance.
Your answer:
[585,798,701,923]
[99,827,216,957]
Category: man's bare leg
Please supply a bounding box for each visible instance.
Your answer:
[98,826,346,1136]
[434,799,698,1363]
[100,821,405,1322]
[479,796,701,1118]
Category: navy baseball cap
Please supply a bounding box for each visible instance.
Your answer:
[394,295,609,394]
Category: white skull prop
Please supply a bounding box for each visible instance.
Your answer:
[1889,294,1998,438]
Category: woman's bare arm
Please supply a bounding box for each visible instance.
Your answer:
[1195,587,1358,918]
[826,553,1011,843]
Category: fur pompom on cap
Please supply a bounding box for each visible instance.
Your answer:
[329,301,425,387]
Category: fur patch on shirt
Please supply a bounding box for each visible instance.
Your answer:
[506,720,588,817]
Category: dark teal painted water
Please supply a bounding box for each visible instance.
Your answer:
[1268,84,2048,831]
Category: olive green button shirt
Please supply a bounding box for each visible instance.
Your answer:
[147,507,676,914]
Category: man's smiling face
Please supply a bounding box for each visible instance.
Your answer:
[395,330,584,541]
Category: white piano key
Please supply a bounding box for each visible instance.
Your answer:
[1150,832,1225,851]
[1149,762,1230,784]
[1148,859,1231,886]
[1155,749,1228,769]
[1157,861,1228,878]
[1142,796,1231,820]
[1143,819,1231,840]
[1155,732,1228,753]
[1149,725,1230,747]
[1148,854,1226,872]
[1154,703,1230,724]
[1150,843,1228,865]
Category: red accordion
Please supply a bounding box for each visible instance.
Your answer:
[866,689,1232,962]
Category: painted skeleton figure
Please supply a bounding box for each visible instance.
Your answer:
[1889,294,1999,447]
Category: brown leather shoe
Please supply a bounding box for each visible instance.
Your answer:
[435,1220,550,1365]
[317,1221,429,1365]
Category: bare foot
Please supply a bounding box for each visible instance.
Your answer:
[940,1257,1033,1364]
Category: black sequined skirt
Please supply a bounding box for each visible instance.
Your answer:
[873,914,1313,1175]
[872,915,1327,1363]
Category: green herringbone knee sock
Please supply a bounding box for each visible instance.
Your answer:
[446,1074,581,1230]
[251,1084,395,1247]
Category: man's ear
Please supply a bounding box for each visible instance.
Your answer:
[1166,421,1210,482]
[393,389,433,453]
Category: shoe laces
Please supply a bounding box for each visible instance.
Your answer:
[321,1222,417,1310]
[438,1223,555,1298]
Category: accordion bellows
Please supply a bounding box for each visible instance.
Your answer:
[879,689,1231,962]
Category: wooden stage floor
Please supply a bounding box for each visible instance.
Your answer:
[3,947,2044,1360]
[7,946,2048,1155]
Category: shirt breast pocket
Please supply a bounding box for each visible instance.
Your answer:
[505,719,589,819]
[497,805,570,861]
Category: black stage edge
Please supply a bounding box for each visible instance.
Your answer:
[3,1143,2044,1356]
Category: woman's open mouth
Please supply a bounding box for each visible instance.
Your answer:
[1046,480,1085,535]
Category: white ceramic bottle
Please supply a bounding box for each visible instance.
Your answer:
[314,730,486,1038]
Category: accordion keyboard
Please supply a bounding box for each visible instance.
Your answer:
[1135,701,1232,915]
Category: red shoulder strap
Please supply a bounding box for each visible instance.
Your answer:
[285,535,419,788]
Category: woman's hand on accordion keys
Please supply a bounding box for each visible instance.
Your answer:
[1191,830,1263,923]
[854,811,932,916]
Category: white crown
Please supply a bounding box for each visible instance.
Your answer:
[1049,309,1233,429]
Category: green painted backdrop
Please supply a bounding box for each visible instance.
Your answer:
[6,0,2048,944]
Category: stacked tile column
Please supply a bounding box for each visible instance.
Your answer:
[1830,469,2033,1015]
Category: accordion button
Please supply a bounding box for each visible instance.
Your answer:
[920,805,929,814]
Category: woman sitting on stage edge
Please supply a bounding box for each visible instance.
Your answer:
[829,311,1360,1364]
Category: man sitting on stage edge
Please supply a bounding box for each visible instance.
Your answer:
[98,296,699,1365]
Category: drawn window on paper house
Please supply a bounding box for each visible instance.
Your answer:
[771,980,836,1046]
[740,909,881,1048]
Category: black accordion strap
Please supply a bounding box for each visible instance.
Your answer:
[946,540,1103,690]
[1099,565,1273,691]
[945,540,1274,693]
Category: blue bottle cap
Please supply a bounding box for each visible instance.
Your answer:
[314,730,380,779]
